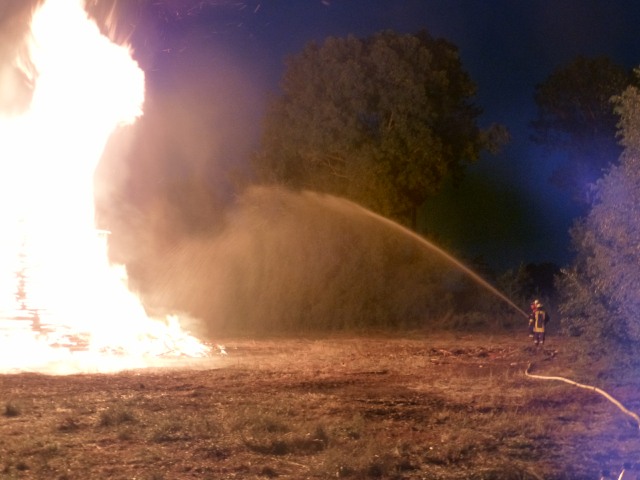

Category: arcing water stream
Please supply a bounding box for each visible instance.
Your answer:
[322,193,531,319]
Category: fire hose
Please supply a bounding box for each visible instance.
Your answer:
[525,363,640,479]
[525,362,640,429]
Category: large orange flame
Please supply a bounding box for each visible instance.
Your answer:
[0,0,210,373]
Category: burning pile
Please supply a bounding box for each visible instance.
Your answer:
[0,0,210,373]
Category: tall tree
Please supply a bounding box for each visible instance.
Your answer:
[531,56,633,204]
[557,69,640,343]
[253,30,504,228]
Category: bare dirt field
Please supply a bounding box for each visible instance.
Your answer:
[1,332,639,479]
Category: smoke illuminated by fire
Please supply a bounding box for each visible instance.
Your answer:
[0,0,210,373]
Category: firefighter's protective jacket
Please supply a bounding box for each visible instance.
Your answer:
[532,308,548,333]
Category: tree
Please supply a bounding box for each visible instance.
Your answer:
[253,30,504,229]
[531,56,634,204]
[557,70,640,343]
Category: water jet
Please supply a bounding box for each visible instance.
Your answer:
[327,194,531,319]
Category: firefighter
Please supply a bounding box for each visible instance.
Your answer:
[530,299,549,346]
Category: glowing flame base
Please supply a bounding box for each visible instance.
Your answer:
[0,0,210,373]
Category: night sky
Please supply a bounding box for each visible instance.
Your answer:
[10,0,640,270]
[123,0,640,270]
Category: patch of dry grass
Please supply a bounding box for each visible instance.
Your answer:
[3,401,21,418]
[0,333,638,479]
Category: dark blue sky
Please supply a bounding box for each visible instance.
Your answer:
[129,0,640,269]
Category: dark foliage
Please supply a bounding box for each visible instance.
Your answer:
[557,70,640,344]
[253,30,503,229]
[531,56,634,204]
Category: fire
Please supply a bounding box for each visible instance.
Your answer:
[0,0,210,373]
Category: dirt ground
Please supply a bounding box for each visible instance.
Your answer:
[1,332,639,480]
